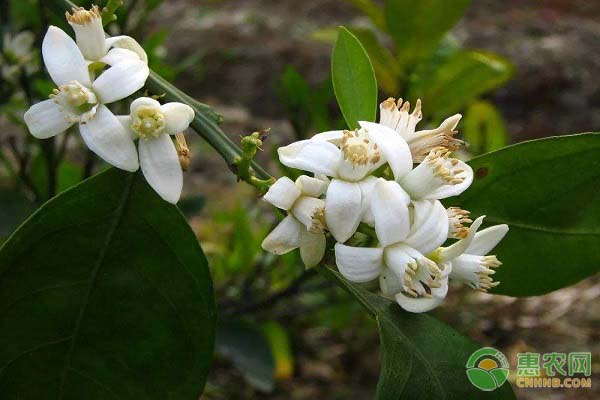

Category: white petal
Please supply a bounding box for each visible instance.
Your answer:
[300,230,326,268]
[359,121,413,180]
[79,104,139,172]
[358,175,378,226]
[42,26,91,87]
[278,140,340,177]
[311,130,344,145]
[440,216,485,261]
[295,175,329,197]
[325,179,363,243]
[379,268,403,297]
[139,134,183,204]
[24,99,73,139]
[405,200,449,254]
[292,197,325,232]
[261,215,301,255]
[115,115,135,138]
[263,176,301,210]
[161,103,195,134]
[334,243,383,283]
[100,48,142,66]
[371,179,411,247]
[92,60,149,104]
[425,160,474,199]
[105,35,148,63]
[395,280,448,313]
[130,96,161,113]
[466,224,509,256]
[384,243,420,277]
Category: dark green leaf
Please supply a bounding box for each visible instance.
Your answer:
[463,100,510,155]
[454,133,600,296]
[407,49,514,118]
[384,0,471,66]
[332,26,378,129]
[0,168,216,398]
[216,320,275,392]
[317,267,516,400]
[0,187,36,238]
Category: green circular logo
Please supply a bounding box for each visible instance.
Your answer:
[466,347,510,391]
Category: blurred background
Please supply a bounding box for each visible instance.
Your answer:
[0,0,598,399]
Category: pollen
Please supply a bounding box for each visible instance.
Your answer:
[341,129,381,165]
[425,147,466,184]
[131,106,166,139]
[447,207,472,239]
[66,5,101,25]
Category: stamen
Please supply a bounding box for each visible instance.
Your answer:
[340,129,381,166]
[447,207,472,239]
[66,5,101,25]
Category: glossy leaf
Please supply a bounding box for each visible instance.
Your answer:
[463,100,509,155]
[317,267,516,399]
[454,133,600,296]
[407,49,514,118]
[0,168,216,398]
[384,0,471,65]
[216,320,275,392]
[332,26,378,129]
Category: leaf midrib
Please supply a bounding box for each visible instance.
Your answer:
[57,174,135,399]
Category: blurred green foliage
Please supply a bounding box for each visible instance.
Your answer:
[283,0,515,156]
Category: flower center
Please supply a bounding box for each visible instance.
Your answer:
[402,258,443,298]
[131,106,166,139]
[50,81,98,124]
[341,129,380,166]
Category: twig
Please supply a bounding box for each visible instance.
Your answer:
[223,269,319,316]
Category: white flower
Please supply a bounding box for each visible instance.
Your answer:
[66,5,147,65]
[335,179,452,313]
[23,26,148,172]
[261,176,329,267]
[399,146,473,200]
[434,216,509,292]
[379,98,464,162]
[1,31,38,81]
[278,123,413,242]
[117,97,195,204]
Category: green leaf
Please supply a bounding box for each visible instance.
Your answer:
[317,267,516,400]
[0,168,216,398]
[384,0,471,66]
[216,320,275,392]
[348,27,402,95]
[407,49,514,118]
[0,187,36,238]
[454,133,600,296]
[332,26,378,129]
[463,100,510,155]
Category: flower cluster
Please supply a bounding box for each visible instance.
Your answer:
[23,6,194,204]
[262,98,508,313]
